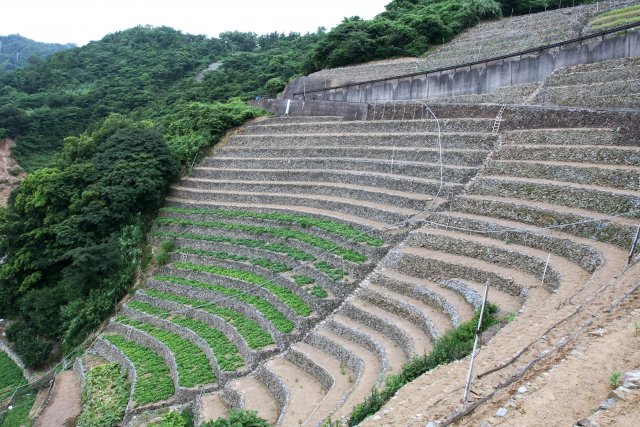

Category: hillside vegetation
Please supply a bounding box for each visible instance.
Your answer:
[0,34,74,72]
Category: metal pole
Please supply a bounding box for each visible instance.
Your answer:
[627,224,640,265]
[541,254,552,286]
[463,281,490,404]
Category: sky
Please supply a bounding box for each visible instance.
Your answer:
[4,0,391,46]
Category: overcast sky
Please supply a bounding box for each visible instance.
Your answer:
[4,0,391,46]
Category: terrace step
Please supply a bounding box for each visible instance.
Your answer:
[315,326,384,420]
[210,144,491,164]
[501,128,624,146]
[177,178,439,211]
[359,285,441,342]
[227,376,279,425]
[292,341,356,426]
[167,187,420,226]
[537,79,640,107]
[545,64,640,87]
[190,167,475,191]
[330,314,407,375]
[242,118,495,134]
[262,116,344,123]
[350,296,433,357]
[485,160,640,191]
[495,144,640,166]
[198,392,229,423]
[339,303,414,360]
[379,269,476,322]
[264,357,326,426]
[407,227,590,292]
[391,247,525,312]
[450,194,637,250]
[470,176,640,218]
[227,133,497,150]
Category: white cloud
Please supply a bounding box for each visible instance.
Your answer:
[4,0,390,45]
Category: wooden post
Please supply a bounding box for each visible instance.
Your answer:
[627,224,640,265]
[463,281,490,404]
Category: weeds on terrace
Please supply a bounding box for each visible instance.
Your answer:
[103,334,174,406]
[172,261,313,316]
[143,289,274,349]
[315,262,346,281]
[609,371,622,389]
[160,207,385,247]
[155,240,175,266]
[154,230,315,261]
[348,304,499,426]
[77,362,130,427]
[117,316,216,387]
[127,301,244,371]
[153,275,295,333]
[156,217,368,263]
[634,322,640,335]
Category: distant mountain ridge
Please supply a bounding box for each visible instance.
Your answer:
[0,34,75,72]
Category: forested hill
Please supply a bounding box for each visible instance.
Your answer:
[0,26,321,171]
[0,34,74,72]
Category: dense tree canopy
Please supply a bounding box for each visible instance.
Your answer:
[0,34,74,72]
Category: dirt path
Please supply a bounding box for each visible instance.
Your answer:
[34,371,82,427]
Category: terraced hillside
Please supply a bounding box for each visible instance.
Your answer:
[80,115,499,424]
[308,0,639,86]
[535,56,640,108]
[358,115,640,425]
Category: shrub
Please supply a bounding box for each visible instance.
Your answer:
[202,409,269,427]
[77,363,130,427]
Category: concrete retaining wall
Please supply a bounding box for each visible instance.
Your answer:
[287,28,640,103]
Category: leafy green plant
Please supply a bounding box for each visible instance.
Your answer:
[154,275,295,332]
[117,316,216,387]
[294,275,315,286]
[175,247,292,273]
[103,334,174,406]
[156,217,368,263]
[161,207,384,247]
[154,231,315,262]
[155,240,176,266]
[609,371,622,389]
[315,262,346,281]
[202,409,270,427]
[311,285,329,299]
[77,363,130,427]
[148,410,187,427]
[144,289,273,349]
[172,262,313,317]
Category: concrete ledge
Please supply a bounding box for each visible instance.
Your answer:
[285,349,334,391]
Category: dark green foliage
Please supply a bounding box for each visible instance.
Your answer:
[348,304,499,425]
[0,117,176,367]
[0,34,74,72]
[163,99,264,171]
[498,0,595,15]
[202,409,270,427]
[311,0,503,69]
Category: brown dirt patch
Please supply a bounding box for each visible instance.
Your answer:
[33,371,82,427]
[0,138,24,206]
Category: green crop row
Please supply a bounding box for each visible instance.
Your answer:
[103,334,174,406]
[154,275,295,333]
[154,231,314,261]
[160,207,384,247]
[315,262,346,281]
[172,262,313,317]
[126,301,244,371]
[0,351,26,401]
[143,289,274,349]
[293,275,315,286]
[292,276,329,299]
[117,317,216,388]
[174,247,292,273]
[156,217,367,263]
